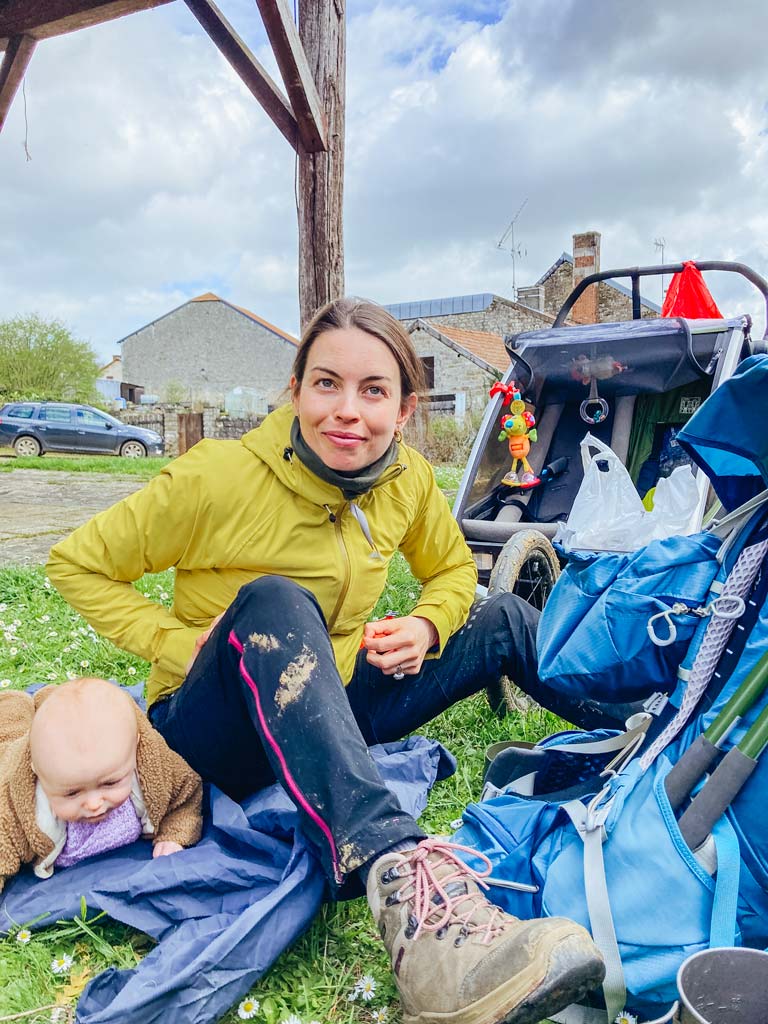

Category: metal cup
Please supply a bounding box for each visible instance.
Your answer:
[671,947,768,1023]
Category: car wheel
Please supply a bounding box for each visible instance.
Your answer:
[485,530,561,718]
[119,440,147,458]
[13,435,42,457]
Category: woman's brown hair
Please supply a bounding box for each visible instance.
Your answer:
[291,297,427,407]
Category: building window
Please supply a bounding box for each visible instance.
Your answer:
[421,356,435,390]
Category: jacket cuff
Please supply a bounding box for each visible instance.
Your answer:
[412,603,454,655]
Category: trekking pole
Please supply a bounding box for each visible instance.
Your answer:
[676,694,768,851]
[664,649,768,811]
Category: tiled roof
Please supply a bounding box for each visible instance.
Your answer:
[423,321,510,372]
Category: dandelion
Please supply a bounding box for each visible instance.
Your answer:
[127,666,137,676]
[614,1014,638,1024]
[237,997,260,1020]
[280,1015,303,1024]
[16,928,32,944]
[358,976,377,1001]
[0,680,10,689]
[372,1010,389,1023]
[80,660,90,668]
[51,953,74,974]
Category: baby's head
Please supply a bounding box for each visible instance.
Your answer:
[30,678,138,823]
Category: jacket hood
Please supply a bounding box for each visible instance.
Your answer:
[677,354,768,511]
[239,404,406,509]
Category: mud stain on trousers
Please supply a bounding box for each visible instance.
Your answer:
[275,646,317,711]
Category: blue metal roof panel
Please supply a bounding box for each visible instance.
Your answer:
[384,293,495,320]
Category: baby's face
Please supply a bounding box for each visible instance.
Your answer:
[37,741,137,823]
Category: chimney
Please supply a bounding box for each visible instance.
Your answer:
[570,231,601,324]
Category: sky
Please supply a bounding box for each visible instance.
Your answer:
[2,0,768,364]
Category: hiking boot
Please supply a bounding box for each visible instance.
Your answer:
[367,838,605,1024]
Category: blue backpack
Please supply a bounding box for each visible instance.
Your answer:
[453,356,768,1023]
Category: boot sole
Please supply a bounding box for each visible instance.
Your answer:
[403,929,606,1024]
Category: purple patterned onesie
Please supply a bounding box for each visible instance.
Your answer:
[55,798,143,868]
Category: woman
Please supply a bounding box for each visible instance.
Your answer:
[47,298,603,1024]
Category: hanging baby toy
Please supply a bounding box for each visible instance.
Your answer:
[489,380,540,488]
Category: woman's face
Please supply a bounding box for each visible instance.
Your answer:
[291,327,417,472]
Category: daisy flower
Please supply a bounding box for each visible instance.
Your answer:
[358,976,377,1001]
[127,666,137,676]
[16,928,32,944]
[80,660,90,668]
[237,996,260,1020]
[0,680,10,689]
[47,672,57,680]
[372,1010,389,1023]
[51,953,74,974]
[9,647,18,656]
[614,1014,637,1024]
[280,1015,303,1024]
[347,987,359,1002]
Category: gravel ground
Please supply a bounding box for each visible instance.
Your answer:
[0,469,145,567]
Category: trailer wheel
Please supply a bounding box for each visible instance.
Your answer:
[485,530,560,718]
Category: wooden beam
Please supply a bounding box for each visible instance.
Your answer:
[0,0,173,45]
[255,0,327,153]
[184,0,297,150]
[296,0,344,326]
[0,34,36,132]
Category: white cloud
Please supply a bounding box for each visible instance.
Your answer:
[1,0,767,361]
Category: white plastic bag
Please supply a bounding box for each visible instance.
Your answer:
[554,433,699,552]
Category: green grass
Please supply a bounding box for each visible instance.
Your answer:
[0,451,171,479]
[0,492,561,1023]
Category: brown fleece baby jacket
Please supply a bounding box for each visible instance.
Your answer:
[0,687,203,892]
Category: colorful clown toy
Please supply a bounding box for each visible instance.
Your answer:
[489,380,540,488]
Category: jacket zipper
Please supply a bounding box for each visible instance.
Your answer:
[327,501,350,630]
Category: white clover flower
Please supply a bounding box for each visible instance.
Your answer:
[237,997,260,1020]
[127,666,137,676]
[16,927,32,944]
[372,1010,389,1023]
[358,976,377,1001]
[51,953,74,974]
[0,680,11,689]
[80,660,90,668]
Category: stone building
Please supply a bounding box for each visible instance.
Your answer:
[119,293,297,409]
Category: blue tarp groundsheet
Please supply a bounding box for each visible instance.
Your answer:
[1,731,455,1024]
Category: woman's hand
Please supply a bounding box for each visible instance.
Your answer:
[362,615,438,678]
[185,612,225,676]
[153,840,183,857]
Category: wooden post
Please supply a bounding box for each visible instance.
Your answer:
[297,0,345,330]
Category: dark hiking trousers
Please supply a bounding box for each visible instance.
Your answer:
[148,576,613,890]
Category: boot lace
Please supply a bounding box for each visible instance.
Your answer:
[393,838,506,945]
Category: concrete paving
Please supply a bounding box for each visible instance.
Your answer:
[0,469,144,567]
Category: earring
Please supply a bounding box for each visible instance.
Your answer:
[394,428,403,444]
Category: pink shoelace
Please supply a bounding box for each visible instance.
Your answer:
[392,838,506,945]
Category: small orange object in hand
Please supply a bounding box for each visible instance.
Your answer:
[360,611,395,649]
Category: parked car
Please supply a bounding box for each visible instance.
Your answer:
[0,402,165,458]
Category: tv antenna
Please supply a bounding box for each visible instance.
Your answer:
[654,237,667,305]
[497,198,528,299]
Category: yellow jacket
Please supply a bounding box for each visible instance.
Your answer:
[47,405,477,706]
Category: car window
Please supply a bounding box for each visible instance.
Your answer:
[6,405,36,419]
[77,408,111,426]
[40,406,72,422]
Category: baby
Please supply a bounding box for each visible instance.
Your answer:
[0,677,202,891]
